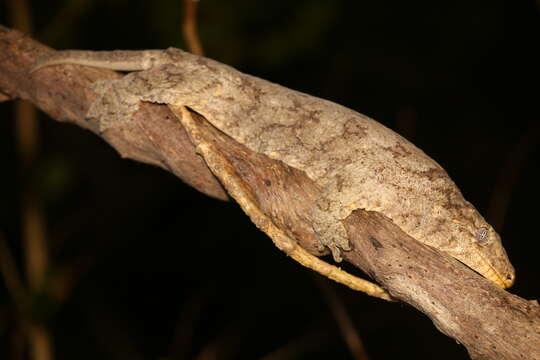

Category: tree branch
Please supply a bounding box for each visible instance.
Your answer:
[0,25,227,201]
[1,25,539,359]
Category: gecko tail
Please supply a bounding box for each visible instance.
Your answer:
[30,49,173,73]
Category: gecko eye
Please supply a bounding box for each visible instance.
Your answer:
[475,227,489,243]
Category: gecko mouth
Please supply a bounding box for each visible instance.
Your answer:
[480,263,514,289]
[469,252,515,289]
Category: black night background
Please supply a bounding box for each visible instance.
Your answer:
[0,1,538,359]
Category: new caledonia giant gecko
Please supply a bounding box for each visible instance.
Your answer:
[31,48,515,299]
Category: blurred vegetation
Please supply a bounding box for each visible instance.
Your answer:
[0,0,539,359]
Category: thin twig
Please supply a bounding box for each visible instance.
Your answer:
[182,0,204,56]
[0,231,25,305]
[169,286,214,360]
[9,0,48,296]
[193,320,246,360]
[259,325,334,360]
[315,276,371,360]
[8,0,53,359]
[27,324,53,360]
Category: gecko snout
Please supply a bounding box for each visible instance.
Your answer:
[502,272,515,289]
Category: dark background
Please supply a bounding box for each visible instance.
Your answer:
[1,0,539,359]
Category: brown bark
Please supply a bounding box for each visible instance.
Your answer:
[1,25,539,360]
[0,25,227,201]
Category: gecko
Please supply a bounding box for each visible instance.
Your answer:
[31,48,515,298]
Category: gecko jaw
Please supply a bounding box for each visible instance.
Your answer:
[484,266,514,289]
[474,253,515,289]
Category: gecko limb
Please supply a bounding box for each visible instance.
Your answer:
[30,48,183,73]
[173,105,392,301]
[30,49,187,132]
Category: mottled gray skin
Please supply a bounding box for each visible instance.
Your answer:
[32,48,515,288]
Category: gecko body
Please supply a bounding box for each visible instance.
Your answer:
[32,48,515,289]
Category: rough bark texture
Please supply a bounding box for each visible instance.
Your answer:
[343,212,540,360]
[1,25,539,359]
[0,26,227,201]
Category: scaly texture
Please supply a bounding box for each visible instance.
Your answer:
[31,48,515,288]
[173,105,391,300]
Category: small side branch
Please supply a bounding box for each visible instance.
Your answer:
[182,0,204,56]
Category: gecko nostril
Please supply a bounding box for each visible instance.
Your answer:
[504,273,515,288]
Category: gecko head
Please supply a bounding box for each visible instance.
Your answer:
[447,214,515,289]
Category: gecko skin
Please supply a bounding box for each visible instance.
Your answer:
[32,48,515,288]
